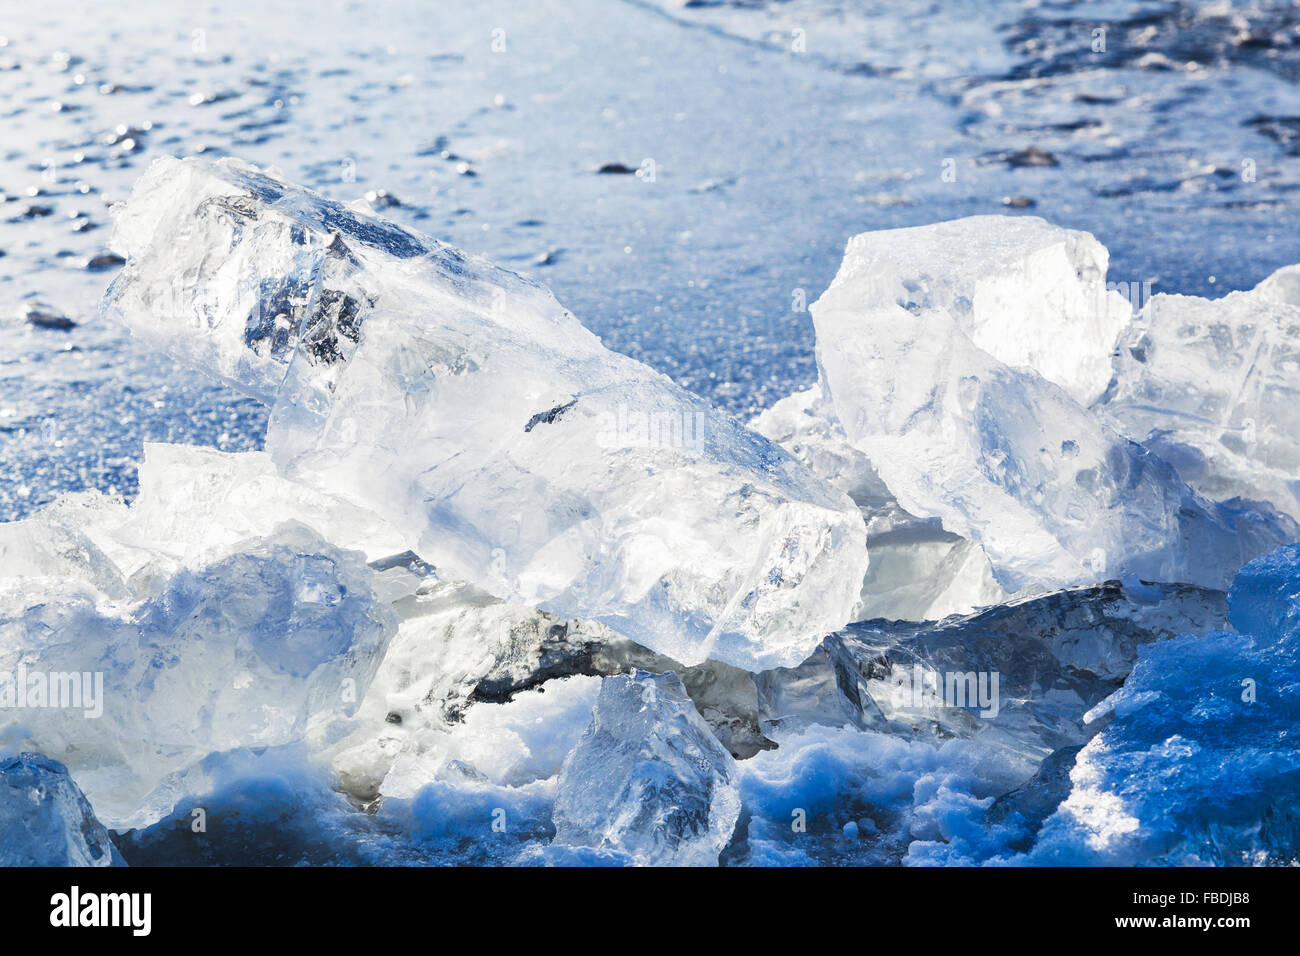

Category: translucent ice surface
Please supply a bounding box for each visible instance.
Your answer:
[754,383,1009,621]
[1032,641,1300,859]
[104,156,868,671]
[38,443,413,602]
[1227,541,1300,638]
[816,217,1132,407]
[0,522,396,830]
[551,671,740,865]
[0,753,120,866]
[755,578,1228,783]
[1103,264,1300,523]
[811,217,1296,594]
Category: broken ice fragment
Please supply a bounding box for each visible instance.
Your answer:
[1102,263,1300,523]
[104,157,868,671]
[1226,541,1300,638]
[0,522,397,830]
[1030,628,1300,865]
[811,217,1295,593]
[817,216,1131,407]
[551,671,740,866]
[754,383,1010,621]
[756,578,1227,782]
[0,753,121,866]
[1016,545,1300,864]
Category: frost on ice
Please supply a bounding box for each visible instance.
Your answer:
[1024,543,1300,865]
[551,671,741,865]
[0,753,120,866]
[807,216,1295,595]
[103,156,868,672]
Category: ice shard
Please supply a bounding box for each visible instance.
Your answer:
[1102,263,1300,523]
[754,383,1009,621]
[812,216,1132,407]
[103,156,868,671]
[551,670,740,866]
[811,217,1296,594]
[755,578,1227,782]
[0,753,121,866]
[0,522,397,830]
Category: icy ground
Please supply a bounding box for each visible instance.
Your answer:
[2,0,1300,866]
[3,0,1300,517]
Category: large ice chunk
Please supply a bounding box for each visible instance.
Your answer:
[551,671,740,865]
[1102,263,1300,522]
[816,216,1131,407]
[1227,541,1300,638]
[755,578,1227,783]
[812,218,1295,593]
[0,753,121,866]
[0,523,397,830]
[103,157,868,671]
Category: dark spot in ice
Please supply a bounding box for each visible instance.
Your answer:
[1246,115,1300,153]
[385,712,402,725]
[1002,196,1035,208]
[300,289,364,365]
[1002,147,1058,168]
[325,232,360,267]
[525,398,577,432]
[188,89,240,107]
[25,307,76,330]
[316,205,426,259]
[535,248,562,266]
[244,276,315,362]
[1075,92,1125,106]
[21,204,54,218]
[367,550,436,577]
[86,252,125,271]
[596,162,637,174]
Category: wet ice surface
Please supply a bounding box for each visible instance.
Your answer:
[3,0,1300,519]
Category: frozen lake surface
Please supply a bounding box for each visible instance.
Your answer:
[2,0,1299,519]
